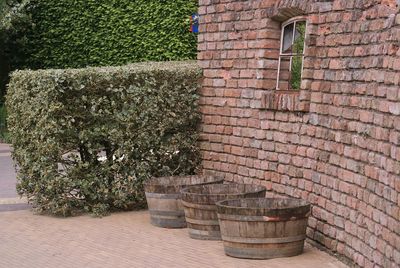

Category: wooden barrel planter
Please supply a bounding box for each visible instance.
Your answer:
[181,184,266,240]
[144,175,223,228]
[216,198,311,259]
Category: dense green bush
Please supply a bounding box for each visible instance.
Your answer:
[0,103,8,142]
[7,61,202,216]
[0,0,32,102]
[0,0,198,101]
[20,0,197,69]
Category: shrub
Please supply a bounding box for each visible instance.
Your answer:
[18,0,198,69]
[6,61,202,216]
[0,103,8,142]
[0,0,33,102]
[0,0,198,101]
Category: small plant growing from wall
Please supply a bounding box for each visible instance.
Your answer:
[290,22,306,90]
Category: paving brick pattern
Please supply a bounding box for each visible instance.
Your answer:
[0,144,30,212]
[0,144,18,198]
[0,210,348,268]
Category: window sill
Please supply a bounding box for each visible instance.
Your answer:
[260,90,310,112]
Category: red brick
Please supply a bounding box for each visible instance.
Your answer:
[198,1,400,267]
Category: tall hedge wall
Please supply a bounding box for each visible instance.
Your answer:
[6,61,201,216]
[23,0,198,69]
[0,0,198,101]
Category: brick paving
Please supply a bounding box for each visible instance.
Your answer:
[0,143,18,198]
[0,143,30,212]
[0,144,347,267]
[0,210,348,268]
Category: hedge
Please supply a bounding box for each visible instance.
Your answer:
[21,0,197,69]
[6,61,202,216]
[0,103,7,142]
[0,0,32,102]
[0,0,198,102]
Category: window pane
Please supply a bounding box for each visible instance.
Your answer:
[290,56,303,90]
[293,21,306,54]
[277,19,307,90]
[278,56,291,90]
[282,23,294,53]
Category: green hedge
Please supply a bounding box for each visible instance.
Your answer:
[6,61,202,216]
[0,103,7,142]
[0,0,198,101]
[21,0,198,69]
[0,0,33,102]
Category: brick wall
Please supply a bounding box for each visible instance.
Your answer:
[198,0,400,267]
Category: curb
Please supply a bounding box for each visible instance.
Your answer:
[0,197,28,205]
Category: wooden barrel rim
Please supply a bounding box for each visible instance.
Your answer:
[217,212,311,222]
[144,175,224,194]
[181,184,267,204]
[216,198,311,218]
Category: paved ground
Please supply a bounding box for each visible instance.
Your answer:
[0,143,17,198]
[0,210,348,268]
[0,143,30,212]
[0,143,347,268]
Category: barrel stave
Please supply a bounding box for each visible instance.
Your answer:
[223,240,305,259]
[216,198,311,259]
[181,184,267,240]
[144,175,223,228]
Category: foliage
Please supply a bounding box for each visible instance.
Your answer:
[21,0,197,69]
[290,22,306,90]
[6,61,202,216]
[0,0,198,101]
[0,0,33,103]
[290,56,303,90]
[0,103,8,142]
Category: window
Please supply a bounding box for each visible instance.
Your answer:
[276,17,307,90]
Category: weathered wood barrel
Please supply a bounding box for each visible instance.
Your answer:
[216,198,311,259]
[144,175,223,228]
[181,184,266,240]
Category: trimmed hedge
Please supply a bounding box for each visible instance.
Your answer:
[0,0,198,101]
[21,0,198,69]
[6,61,202,216]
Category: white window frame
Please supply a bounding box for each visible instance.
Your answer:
[276,16,308,90]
